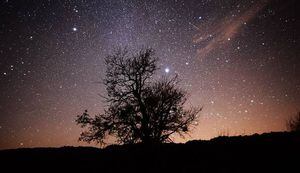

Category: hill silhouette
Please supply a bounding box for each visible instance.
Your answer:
[1,131,299,173]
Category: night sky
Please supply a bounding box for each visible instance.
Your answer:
[0,0,299,149]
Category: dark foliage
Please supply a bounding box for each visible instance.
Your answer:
[1,132,299,173]
[287,112,300,132]
[76,48,201,145]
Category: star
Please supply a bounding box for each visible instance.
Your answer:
[165,68,170,73]
[72,27,77,31]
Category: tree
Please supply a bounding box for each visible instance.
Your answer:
[287,112,300,132]
[76,48,201,145]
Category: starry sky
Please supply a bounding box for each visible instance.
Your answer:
[0,0,299,149]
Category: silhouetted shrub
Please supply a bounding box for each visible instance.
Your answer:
[287,112,300,132]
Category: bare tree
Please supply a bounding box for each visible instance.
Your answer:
[76,48,201,145]
[287,112,300,132]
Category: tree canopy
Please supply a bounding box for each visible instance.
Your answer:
[76,48,201,145]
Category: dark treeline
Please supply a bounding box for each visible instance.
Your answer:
[1,131,299,173]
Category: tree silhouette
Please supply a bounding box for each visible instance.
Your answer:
[76,48,201,145]
[287,112,300,132]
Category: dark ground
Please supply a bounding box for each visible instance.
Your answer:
[1,132,299,173]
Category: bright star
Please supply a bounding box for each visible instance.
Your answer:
[165,68,170,73]
[72,27,77,31]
